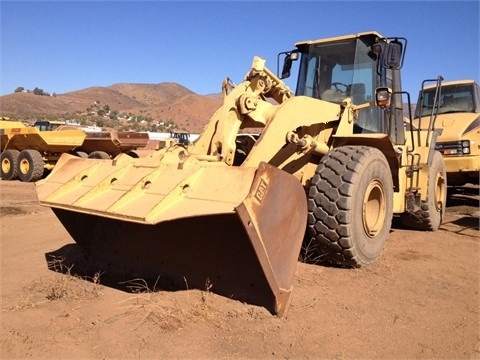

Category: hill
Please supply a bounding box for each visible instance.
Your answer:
[0,83,222,133]
[1,83,418,134]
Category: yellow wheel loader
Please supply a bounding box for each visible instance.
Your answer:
[35,31,447,316]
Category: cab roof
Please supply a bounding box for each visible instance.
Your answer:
[423,79,478,90]
[294,31,384,47]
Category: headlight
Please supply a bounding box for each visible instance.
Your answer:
[375,87,392,107]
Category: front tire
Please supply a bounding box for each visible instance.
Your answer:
[1,149,20,180]
[307,146,394,267]
[18,149,45,182]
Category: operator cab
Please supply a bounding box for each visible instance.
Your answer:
[416,80,479,118]
[170,130,190,146]
[279,32,407,144]
[34,120,66,131]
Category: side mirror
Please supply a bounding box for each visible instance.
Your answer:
[383,38,407,70]
[279,51,299,79]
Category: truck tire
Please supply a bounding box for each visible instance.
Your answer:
[88,151,110,159]
[126,150,139,158]
[400,151,446,230]
[75,151,88,158]
[307,146,393,267]
[1,149,20,180]
[18,149,45,182]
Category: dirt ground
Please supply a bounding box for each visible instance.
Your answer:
[0,180,479,359]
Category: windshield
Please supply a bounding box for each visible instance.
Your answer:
[295,37,378,105]
[416,83,476,117]
[34,121,63,131]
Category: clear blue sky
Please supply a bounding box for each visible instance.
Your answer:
[1,1,479,99]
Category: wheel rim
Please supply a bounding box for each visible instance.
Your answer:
[19,158,30,174]
[362,179,386,237]
[2,158,11,174]
[434,171,446,212]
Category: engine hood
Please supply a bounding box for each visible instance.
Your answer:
[413,112,480,141]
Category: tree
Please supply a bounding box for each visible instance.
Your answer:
[33,87,44,96]
[109,110,118,120]
[14,87,24,93]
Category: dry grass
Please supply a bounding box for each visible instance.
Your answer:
[105,276,239,333]
[298,236,326,264]
[5,256,103,312]
[0,206,30,217]
[109,277,188,332]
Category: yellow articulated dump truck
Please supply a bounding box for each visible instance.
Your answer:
[412,79,479,186]
[36,31,447,316]
[1,119,86,182]
[34,119,150,160]
[1,119,149,182]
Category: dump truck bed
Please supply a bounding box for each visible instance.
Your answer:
[0,121,86,153]
[77,131,149,155]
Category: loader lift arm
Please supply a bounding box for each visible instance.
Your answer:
[192,56,295,165]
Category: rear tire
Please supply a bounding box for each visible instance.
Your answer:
[88,151,110,159]
[75,151,88,158]
[1,149,20,180]
[126,150,139,158]
[307,146,393,267]
[400,151,446,230]
[18,149,45,182]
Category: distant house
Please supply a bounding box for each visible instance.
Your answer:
[83,125,102,133]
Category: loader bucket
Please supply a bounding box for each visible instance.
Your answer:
[36,153,307,316]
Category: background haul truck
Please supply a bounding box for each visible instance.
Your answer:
[413,79,479,186]
[0,119,148,182]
